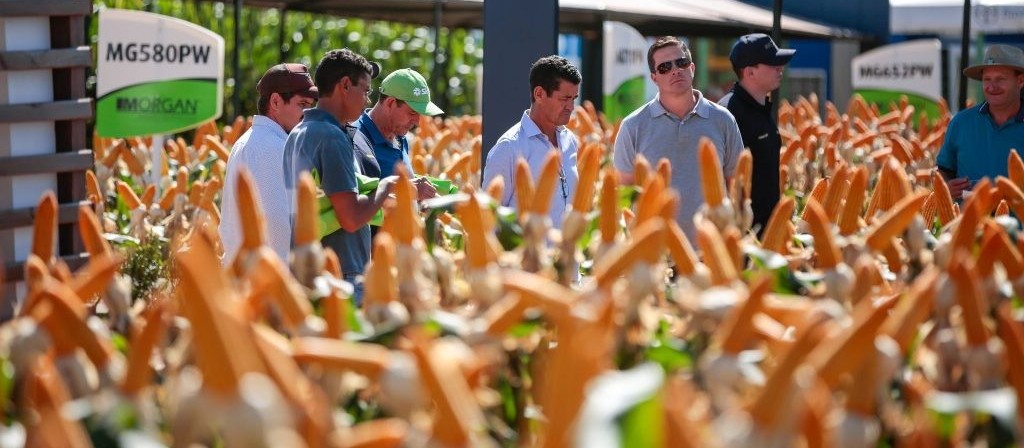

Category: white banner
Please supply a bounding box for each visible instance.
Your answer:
[851,39,943,102]
[602,21,649,122]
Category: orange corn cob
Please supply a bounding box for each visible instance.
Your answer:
[848,130,879,149]
[295,173,319,246]
[22,358,92,448]
[733,150,753,198]
[996,177,1024,219]
[116,181,142,210]
[718,276,771,354]
[656,157,672,188]
[85,170,102,203]
[821,167,850,223]
[949,255,990,346]
[344,419,409,448]
[994,230,1024,278]
[656,190,680,224]
[662,376,703,448]
[234,169,266,250]
[203,134,230,162]
[69,252,123,302]
[698,138,726,207]
[931,171,957,225]
[432,130,454,158]
[723,227,743,273]
[121,300,168,395]
[995,304,1024,419]
[864,191,928,252]
[177,232,266,396]
[881,268,938,353]
[408,331,483,447]
[391,167,420,245]
[920,192,938,229]
[838,166,868,235]
[633,154,651,187]
[481,293,530,337]
[37,283,115,369]
[696,221,738,286]
[599,168,619,244]
[469,135,483,176]
[78,206,110,256]
[502,271,576,326]
[443,153,471,181]
[593,218,667,289]
[571,145,601,214]
[781,139,802,165]
[532,150,562,216]
[804,202,842,269]
[250,251,314,330]
[458,193,495,269]
[801,178,829,221]
[157,185,177,211]
[291,337,391,379]
[997,199,1010,216]
[31,192,57,263]
[485,174,505,200]
[139,184,156,206]
[749,320,826,428]
[120,144,146,176]
[514,158,535,215]
[762,197,796,253]
[811,294,899,388]
[635,175,666,226]
[1010,149,1024,189]
[666,218,700,276]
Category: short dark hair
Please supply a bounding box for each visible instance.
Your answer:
[528,55,581,103]
[647,37,691,73]
[256,91,296,115]
[314,49,374,98]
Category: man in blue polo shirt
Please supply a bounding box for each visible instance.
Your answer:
[937,44,1024,200]
[354,68,442,201]
[283,48,395,303]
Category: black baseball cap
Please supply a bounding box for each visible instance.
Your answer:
[729,33,796,69]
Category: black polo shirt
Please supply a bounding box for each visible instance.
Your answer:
[719,83,781,234]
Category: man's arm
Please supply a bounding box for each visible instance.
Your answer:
[721,116,744,186]
[935,119,970,199]
[328,176,396,233]
[482,139,516,206]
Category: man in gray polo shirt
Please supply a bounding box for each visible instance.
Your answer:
[613,36,743,243]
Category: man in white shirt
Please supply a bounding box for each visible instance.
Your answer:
[220,63,317,262]
[482,55,582,228]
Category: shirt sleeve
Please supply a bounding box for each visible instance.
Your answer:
[318,132,359,195]
[483,139,516,207]
[613,118,637,173]
[721,113,744,177]
[935,117,958,175]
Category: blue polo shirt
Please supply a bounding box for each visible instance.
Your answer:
[353,112,413,178]
[282,108,368,278]
[937,101,1024,183]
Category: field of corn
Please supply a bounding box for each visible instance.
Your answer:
[4,92,1024,447]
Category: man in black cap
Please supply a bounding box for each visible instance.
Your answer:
[220,63,318,263]
[719,33,795,235]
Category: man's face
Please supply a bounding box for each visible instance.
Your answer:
[342,73,372,122]
[650,45,695,95]
[534,79,580,127]
[981,67,1024,110]
[279,94,315,132]
[746,63,785,93]
[388,98,422,136]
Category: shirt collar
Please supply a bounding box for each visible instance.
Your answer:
[521,109,568,139]
[649,90,712,119]
[251,114,288,138]
[978,101,1024,123]
[357,111,393,146]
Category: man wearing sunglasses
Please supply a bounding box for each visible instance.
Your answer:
[613,36,743,243]
[719,33,795,236]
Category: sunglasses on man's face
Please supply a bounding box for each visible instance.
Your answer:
[655,57,692,75]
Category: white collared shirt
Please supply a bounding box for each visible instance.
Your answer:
[220,115,291,262]
[483,109,580,227]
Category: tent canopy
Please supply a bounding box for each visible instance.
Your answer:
[891,0,1024,36]
[224,0,859,39]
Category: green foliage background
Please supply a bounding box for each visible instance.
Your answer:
[89,0,484,122]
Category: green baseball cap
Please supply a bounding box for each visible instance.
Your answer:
[379,68,444,116]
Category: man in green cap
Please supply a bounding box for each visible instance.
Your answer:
[354,68,443,200]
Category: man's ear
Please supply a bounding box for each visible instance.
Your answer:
[532,85,546,101]
[269,92,284,110]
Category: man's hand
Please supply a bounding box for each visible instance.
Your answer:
[945,177,971,200]
[412,176,438,200]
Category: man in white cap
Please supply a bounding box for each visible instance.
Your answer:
[937,44,1024,200]
[719,33,795,235]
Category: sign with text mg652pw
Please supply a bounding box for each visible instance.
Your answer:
[96,9,224,137]
[852,39,943,119]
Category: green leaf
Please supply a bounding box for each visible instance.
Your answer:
[619,395,664,447]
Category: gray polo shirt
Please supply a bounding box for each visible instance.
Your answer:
[613,90,743,242]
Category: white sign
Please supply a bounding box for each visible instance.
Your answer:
[96,9,224,137]
[851,39,943,102]
[602,21,650,122]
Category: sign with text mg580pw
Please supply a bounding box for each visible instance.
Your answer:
[852,39,943,119]
[96,9,224,137]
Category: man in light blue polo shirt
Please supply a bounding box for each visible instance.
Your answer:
[482,55,582,228]
[937,44,1024,200]
[614,36,742,243]
[283,48,395,303]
